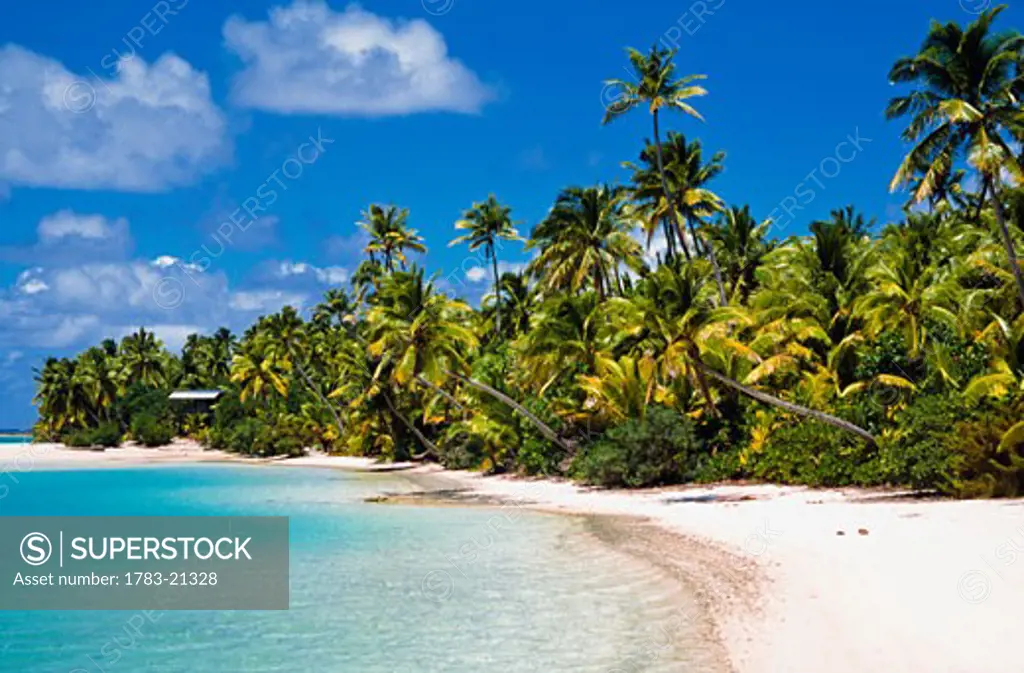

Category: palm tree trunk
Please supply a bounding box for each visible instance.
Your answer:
[382,392,439,459]
[445,370,570,451]
[490,244,503,337]
[989,175,1024,310]
[293,355,346,438]
[697,218,729,305]
[652,110,689,260]
[693,361,877,445]
[687,218,704,256]
[415,375,467,413]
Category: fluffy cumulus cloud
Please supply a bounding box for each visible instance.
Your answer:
[229,290,306,313]
[0,46,229,191]
[224,1,493,116]
[275,261,349,285]
[38,210,121,241]
[0,212,330,357]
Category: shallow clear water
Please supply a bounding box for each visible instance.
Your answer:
[0,466,711,672]
[0,436,29,444]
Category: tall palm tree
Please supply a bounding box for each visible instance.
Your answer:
[527,185,643,299]
[888,5,1024,308]
[602,46,720,295]
[450,195,523,337]
[119,328,167,389]
[358,204,427,273]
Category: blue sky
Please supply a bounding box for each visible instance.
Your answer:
[0,0,1018,427]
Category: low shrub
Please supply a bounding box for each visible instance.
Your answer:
[64,422,123,449]
[131,414,176,448]
[573,406,700,488]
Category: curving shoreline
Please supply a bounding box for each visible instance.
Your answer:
[4,442,1024,672]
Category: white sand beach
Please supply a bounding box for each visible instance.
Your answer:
[3,443,1021,673]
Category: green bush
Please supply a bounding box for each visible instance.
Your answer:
[879,394,965,491]
[64,422,123,449]
[945,396,1024,498]
[573,406,700,488]
[117,384,173,426]
[222,417,306,458]
[748,417,883,487]
[131,414,176,447]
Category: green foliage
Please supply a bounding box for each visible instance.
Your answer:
[880,394,966,491]
[64,422,123,449]
[748,418,883,487]
[945,396,1024,498]
[116,383,173,428]
[573,406,700,488]
[131,414,176,448]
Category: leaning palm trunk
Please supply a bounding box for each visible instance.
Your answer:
[292,353,345,438]
[382,392,439,460]
[415,375,467,413]
[693,361,877,445]
[690,215,728,305]
[445,370,570,451]
[989,175,1024,310]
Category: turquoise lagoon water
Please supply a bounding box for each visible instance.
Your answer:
[0,466,714,672]
[0,436,30,444]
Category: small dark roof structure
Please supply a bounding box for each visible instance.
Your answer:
[168,390,224,401]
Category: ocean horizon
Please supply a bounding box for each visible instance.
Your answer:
[0,465,712,672]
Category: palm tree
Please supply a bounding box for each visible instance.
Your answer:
[358,204,427,272]
[119,328,167,389]
[527,185,643,299]
[611,261,877,443]
[888,6,1024,308]
[711,205,774,302]
[450,195,523,337]
[602,46,722,292]
[262,307,346,438]
[231,339,290,406]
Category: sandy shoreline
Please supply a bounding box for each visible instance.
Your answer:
[3,442,1022,673]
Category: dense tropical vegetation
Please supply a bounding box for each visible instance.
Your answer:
[34,8,1024,497]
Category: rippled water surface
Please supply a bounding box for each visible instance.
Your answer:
[0,465,714,672]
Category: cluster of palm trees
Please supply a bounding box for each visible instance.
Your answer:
[34,8,1024,490]
[34,328,235,435]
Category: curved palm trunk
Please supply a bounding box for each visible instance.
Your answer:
[490,243,503,337]
[415,375,467,413]
[989,175,1024,311]
[382,392,439,460]
[693,361,877,445]
[445,370,570,451]
[292,354,346,438]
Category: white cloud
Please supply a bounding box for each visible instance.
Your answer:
[0,46,229,191]
[224,1,493,116]
[465,266,487,283]
[276,261,348,284]
[229,290,306,313]
[16,268,49,295]
[38,210,121,241]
